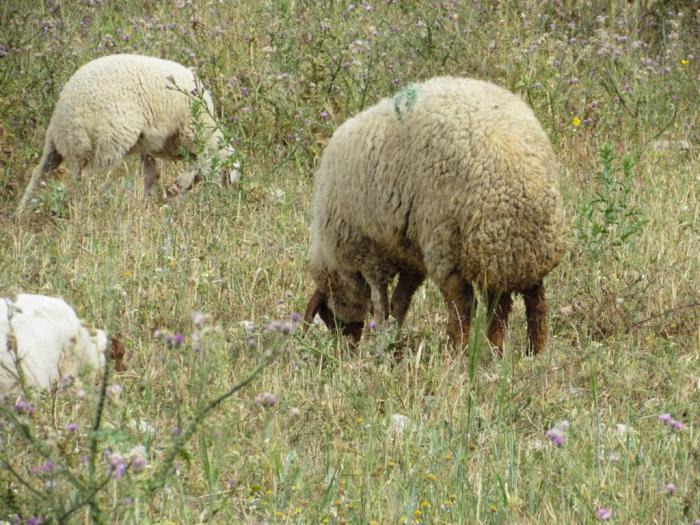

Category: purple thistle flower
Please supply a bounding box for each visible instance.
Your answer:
[254,392,278,408]
[31,461,54,475]
[367,320,377,330]
[664,483,676,495]
[27,518,43,525]
[670,420,685,431]
[14,398,35,416]
[659,413,685,431]
[596,507,612,521]
[320,110,329,120]
[107,452,127,480]
[65,422,78,432]
[545,421,569,448]
[165,333,185,347]
[545,428,566,447]
[658,413,673,424]
[551,433,565,447]
[131,456,147,473]
[290,312,302,323]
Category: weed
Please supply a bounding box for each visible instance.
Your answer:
[0,0,698,523]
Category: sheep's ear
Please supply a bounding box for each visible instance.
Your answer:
[109,337,127,372]
[303,289,335,332]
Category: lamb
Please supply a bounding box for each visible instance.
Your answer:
[17,53,239,214]
[0,294,125,393]
[303,76,568,355]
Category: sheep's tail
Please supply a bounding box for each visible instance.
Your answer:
[17,139,62,216]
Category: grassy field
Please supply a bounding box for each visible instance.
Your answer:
[0,1,699,523]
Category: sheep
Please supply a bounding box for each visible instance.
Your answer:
[17,53,239,214]
[0,294,125,393]
[303,76,568,355]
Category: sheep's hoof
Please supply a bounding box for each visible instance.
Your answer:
[165,184,181,198]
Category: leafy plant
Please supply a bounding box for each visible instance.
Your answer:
[575,143,647,259]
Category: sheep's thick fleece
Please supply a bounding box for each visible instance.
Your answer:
[311,76,567,325]
[0,294,107,392]
[17,54,234,213]
[47,54,219,170]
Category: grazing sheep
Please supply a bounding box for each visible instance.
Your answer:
[0,294,125,393]
[17,53,239,214]
[304,76,568,355]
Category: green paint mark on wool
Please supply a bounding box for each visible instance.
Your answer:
[393,84,419,120]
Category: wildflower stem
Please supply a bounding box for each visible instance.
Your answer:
[0,458,44,499]
[145,344,281,495]
[0,405,87,491]
[56,475,112,523]
[86,340,114,523]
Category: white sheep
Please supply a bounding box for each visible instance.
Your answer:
[0,294,125,393]
[304,76,568,355]
[17,53,240,214]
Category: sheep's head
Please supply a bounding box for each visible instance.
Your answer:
[109,337,127,373]
[89,330,127,373]
[205,129,241,186]
[303,270,371,342]
[216,145,241,186]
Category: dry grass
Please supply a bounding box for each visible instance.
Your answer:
[0,1,698,523]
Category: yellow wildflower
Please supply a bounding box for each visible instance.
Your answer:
[571,116,581,127]
[680,58,689,65]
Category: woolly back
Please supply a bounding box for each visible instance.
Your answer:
[312,76,567,291]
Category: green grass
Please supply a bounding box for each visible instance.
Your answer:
[0,1,698,523]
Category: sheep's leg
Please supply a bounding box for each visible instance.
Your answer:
[362,270,390,325]
[141,154,160,195]
[486,291,513,355]
[370,284,390,324]
[17,141,62,215]
[175,165,199,192]
[439,271,474,347]
[390,270,425,328]
[62,156,86,180]
[522,281,548,355]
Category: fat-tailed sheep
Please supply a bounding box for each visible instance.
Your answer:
[0,294,125,393]
[17,53,239,214]
[304,76,568,354]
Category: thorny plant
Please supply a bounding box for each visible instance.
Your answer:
[0,309,297,523]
